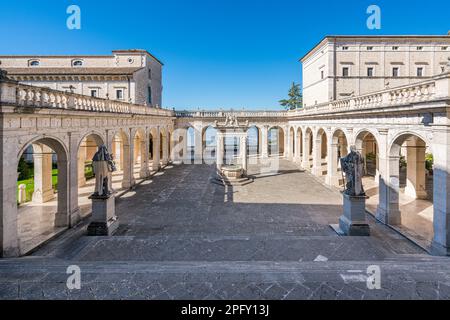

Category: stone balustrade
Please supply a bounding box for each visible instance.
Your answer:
[175,110,289,118]
[290,72,450,117]
[0,80,174,117]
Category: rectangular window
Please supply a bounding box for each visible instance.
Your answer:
[392,67,399,77]
[90,89,98,97]
[442,46,448,51]
[148,69,152,79]
[321,70,324,79]
[392,46,399,51]
[367,46,373,51]
[342,67,349,77]
[417,67,424,77]
[417,46,423,51]
[367,67,374,77]
[342,46,349,50]
[116,89,124,100]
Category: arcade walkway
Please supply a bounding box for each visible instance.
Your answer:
[1,160,450,299]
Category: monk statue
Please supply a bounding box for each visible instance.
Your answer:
[340,145,365,196]
[92,145,117,197]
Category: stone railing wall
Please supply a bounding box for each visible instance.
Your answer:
[289,72,450,117]
[175,110,289,118]
[0,80,174,117]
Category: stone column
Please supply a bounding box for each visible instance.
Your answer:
[0,139,20,257]
[162,130,169,166]
[152,127,161,171]
[326,142,340,186]
[139,136,150,178]
[181,128,188,163]
[376,130,401,225]
[261,126,269,159]
[312,134,322,176]
[55,158,70,228]
[194,124,203,164]
[258,127,263,156]
[68,133,81,227]
[431,125,450,256]
[216,133,224,170]
[77,143,87,188]
[121,134,135,189]
[404,140,427,199]
[241,135,248,173]
[293,129,300,162]
[32,144,55,203]
[284,126,290,159]
[302,131,309,170]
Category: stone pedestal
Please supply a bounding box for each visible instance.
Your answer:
[87,195,119,236]
[332,194,370,236]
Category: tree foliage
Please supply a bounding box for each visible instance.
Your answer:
[279,82,303,110]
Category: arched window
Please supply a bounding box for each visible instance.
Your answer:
[29,60,40,67]
[72,60,83,67]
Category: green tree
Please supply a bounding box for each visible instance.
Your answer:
[279,82,303,110]
[18,157,31,181]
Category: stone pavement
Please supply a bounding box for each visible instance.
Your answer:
[1,160,450,300]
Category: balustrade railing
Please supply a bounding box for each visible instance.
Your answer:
[289,74,448,117]
[0,81,174,117]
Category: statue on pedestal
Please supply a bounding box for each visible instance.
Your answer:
[331,145,370,236]
[91,145,116,197]
[88,145,119,236]
[340,145,365,196]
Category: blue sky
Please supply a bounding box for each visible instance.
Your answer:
[0,0,449,110]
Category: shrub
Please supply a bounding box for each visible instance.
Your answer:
[425,153,433,172]
[18,157,32,180]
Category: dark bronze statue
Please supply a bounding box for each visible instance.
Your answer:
[340,145,365,196]
[92,145,117,197]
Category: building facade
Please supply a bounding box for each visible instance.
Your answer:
[301,34,450,107]
[0,49,163,107]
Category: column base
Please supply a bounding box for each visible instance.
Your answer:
[69,207,81,227]
[32,189,55,204]
[139,168,150,179]
[325,175,342,187]
[376,206,402,225]
[430,241,450,256]
[404,186,428,200]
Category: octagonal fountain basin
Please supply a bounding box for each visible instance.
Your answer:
[221,164,244,179]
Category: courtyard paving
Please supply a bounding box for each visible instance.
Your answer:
[1,160,450,300]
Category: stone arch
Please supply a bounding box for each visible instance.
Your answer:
[383,132,433,245]
[325,129,349,186]
[149,127,161,170]
[354,129,380,179]
[302,127,314,170]
[289,127,296,159]
[77,132,104,188]
[202,125,217,163]
[247,125,261,157]
[296,127,303,161]
[133,128,150,179]
[312,128,328,176]
[160,126,169,165]
[268,126,285,156]
[110,129,133,188]
[15,136,70,256]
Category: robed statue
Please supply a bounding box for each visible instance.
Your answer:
[92,145,117,197]
[340,145,365,196]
